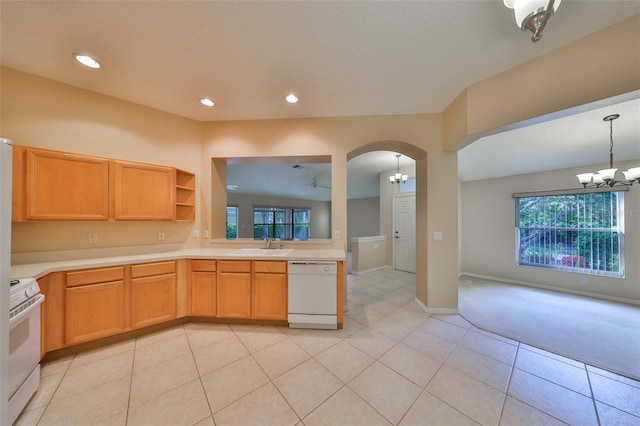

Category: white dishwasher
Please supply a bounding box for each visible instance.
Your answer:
[288,261,337,329]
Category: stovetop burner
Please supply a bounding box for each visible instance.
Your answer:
[9,278,40,311]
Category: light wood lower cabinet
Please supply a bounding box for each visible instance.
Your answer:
[191,260,217,317]
[252,261,287,320]
[64,267,126,346]
[130,261,177,329]
[39,258,341,357]
[217,260,252,318]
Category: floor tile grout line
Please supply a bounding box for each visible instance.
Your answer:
[27,269,639,425]
[184,323,217,425]
[32,353,76,425]
[584,363,603,426]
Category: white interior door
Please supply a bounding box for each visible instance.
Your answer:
[393,194,416,273]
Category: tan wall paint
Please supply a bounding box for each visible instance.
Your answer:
[227,192,331,239]
[2,17,635,306]
[202,116,459,309]
[351,237,389,273]
[460,160,640,302]
[444,15,640,151]
[2,67,203,252]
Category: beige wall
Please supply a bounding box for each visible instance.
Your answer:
[444,14,640,151]
[227,193,331,239]
[3,17,637,309]
[2,67,203,252]
[460,160,640,303]
[202,116,459,310]
[351,236,389,274]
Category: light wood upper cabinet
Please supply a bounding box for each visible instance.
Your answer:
[112,160,176,221]
[19,146,110,221]
[130,261,177,329]
[12,145,195,222]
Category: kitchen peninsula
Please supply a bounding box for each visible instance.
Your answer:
[11,246,346,359]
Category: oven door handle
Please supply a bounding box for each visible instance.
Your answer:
[9,294,45,330]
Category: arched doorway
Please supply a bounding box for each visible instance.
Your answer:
[347,141,428,306]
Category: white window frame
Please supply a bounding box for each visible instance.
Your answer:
[514,189,625,278]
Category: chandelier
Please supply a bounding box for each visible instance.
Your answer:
[576,114,640,188]
[389,154,408,184]
[503,0,561,42]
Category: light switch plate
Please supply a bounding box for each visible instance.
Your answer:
[434,232,443,240]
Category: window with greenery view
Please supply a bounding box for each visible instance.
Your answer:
[516,191,624,277]
[226,206,238,239]
[253,207,310,240]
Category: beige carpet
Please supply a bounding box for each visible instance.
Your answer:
[458,277,640,381]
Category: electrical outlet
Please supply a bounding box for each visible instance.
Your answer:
[157,231,165,241]
[334,231,340,239]
[203,230,209,238]
[373,243,379,249]
[193,230,200,239]
[434,232,443,240]
[580,277,588,285]
[88,233,98,243]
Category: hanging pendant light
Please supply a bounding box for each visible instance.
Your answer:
[503,0,561,42]
[389,154,408,184]
[576,114,640,188]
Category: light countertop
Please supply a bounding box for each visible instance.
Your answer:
[11,247,346,280]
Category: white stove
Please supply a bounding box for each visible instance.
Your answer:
[9,278,40,316]
[8,277,43,425]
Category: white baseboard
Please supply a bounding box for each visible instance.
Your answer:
[459,272,640,307]
[414,297,459,315]
[351,265,392,275]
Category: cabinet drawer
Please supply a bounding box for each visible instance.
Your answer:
[191,260,216,272]
[66,267,125,288]
[131,261,176,278]
[254,261,287,274]
[218,260,251,273]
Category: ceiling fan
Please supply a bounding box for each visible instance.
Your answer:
[306,176,331,190]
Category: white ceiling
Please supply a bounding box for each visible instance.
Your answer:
[1,1,639,198]
[459,94,640,181]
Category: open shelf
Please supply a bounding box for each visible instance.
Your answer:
[175,169,195,222]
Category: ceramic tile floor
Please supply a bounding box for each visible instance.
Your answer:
[15,269,640,426]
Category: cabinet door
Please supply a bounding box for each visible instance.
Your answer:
[217,273,251,318]
[131,274,177,329]
[65,281,125,345]
[24,147,110,221]
[112,160,175,220]
[252,273,287,320]
[191,271,216,317]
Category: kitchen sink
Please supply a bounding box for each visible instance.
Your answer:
[225,248,294,257]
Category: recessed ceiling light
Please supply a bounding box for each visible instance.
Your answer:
[73,53,101,69]
[200,98,215,107]
[285,94,299,104]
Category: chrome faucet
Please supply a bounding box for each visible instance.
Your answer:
[265,237,274,250]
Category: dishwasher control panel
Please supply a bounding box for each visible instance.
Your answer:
[288,261,337,275]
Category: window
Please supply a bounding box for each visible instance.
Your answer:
[516,191,624,277]
[226,206,238,239]
[253,207,310,240]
